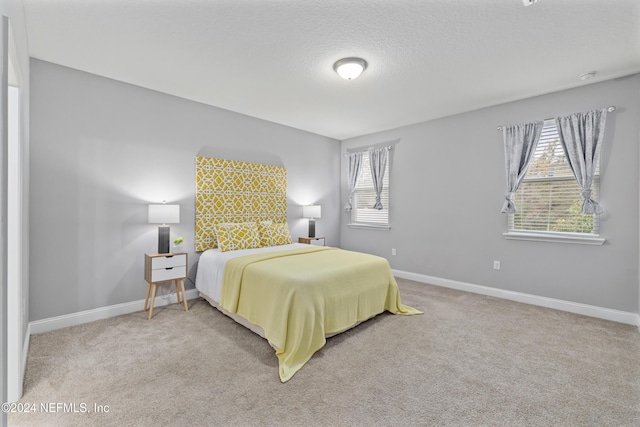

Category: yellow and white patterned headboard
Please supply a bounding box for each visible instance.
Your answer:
[195,156,287,251]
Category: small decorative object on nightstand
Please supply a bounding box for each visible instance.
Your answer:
[298,236,326,246]
[144,252,188,320]
[172,236,184,253]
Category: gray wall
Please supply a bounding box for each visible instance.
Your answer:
[30,59,340,321]
[341,74,640,313]
[29,59,640,320]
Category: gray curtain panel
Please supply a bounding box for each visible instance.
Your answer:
[344,152,363,211]
[555,109,607,215]
[501,120,544,213]
[369,147,388,210]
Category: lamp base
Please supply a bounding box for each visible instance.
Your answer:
[158,225,170,253]
[308,219,316,238]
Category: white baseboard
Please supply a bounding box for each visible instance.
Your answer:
[393,269,639,327]
[30,289,200,335]
[29,278,640,334]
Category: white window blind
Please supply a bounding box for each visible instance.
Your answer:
[509,119,599,234]
[351,153,389,226]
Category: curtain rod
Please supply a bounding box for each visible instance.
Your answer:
[496,106,616,131]
[344,146,392,156]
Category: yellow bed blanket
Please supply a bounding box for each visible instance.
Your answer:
[219,246,421,382]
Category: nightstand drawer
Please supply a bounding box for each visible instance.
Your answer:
[150,266,186,282]
[151,254,186,269]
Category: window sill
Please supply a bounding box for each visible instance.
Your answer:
[348,223,391,231]
[503,231,605,246]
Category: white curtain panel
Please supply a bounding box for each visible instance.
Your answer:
[369,148,388,210]
[555,109,607,215]
[501,120,544,213]
[344,152,363,211]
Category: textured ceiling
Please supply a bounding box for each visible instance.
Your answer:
[23,0,640,140]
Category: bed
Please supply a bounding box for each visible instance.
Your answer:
[193,157,421,382]
[195,242,420,382]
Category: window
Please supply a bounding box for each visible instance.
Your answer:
[350,153,390,228]
[508,119,599,235]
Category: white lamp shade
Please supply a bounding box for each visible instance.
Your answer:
[148,204,180,224]
[302,205,321,219]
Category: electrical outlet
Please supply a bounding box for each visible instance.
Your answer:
[160,290,176,304]
[391,248,397,256]
[493,260,501,270]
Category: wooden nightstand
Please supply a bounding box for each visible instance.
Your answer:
[144,253,188,320]
[298,237,325,246]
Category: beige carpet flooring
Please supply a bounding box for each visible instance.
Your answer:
[9,278,640,426]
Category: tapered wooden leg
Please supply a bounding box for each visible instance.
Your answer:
[174,280,182,304]
[148,283,158,320]
[179,279,189,312]
[144,283,151,311]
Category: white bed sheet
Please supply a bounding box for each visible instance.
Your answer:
[195,243,307,302]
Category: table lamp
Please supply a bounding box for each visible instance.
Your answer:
[302,205,321,238]
[148,203,180,253]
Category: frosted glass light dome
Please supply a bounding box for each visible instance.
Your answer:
[333,58,368,80]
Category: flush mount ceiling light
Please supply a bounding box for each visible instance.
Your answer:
[333,57,368,80]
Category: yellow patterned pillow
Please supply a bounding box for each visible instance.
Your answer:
[258,222,293,247]
[215,222,261,252]
[257,221,272,247]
